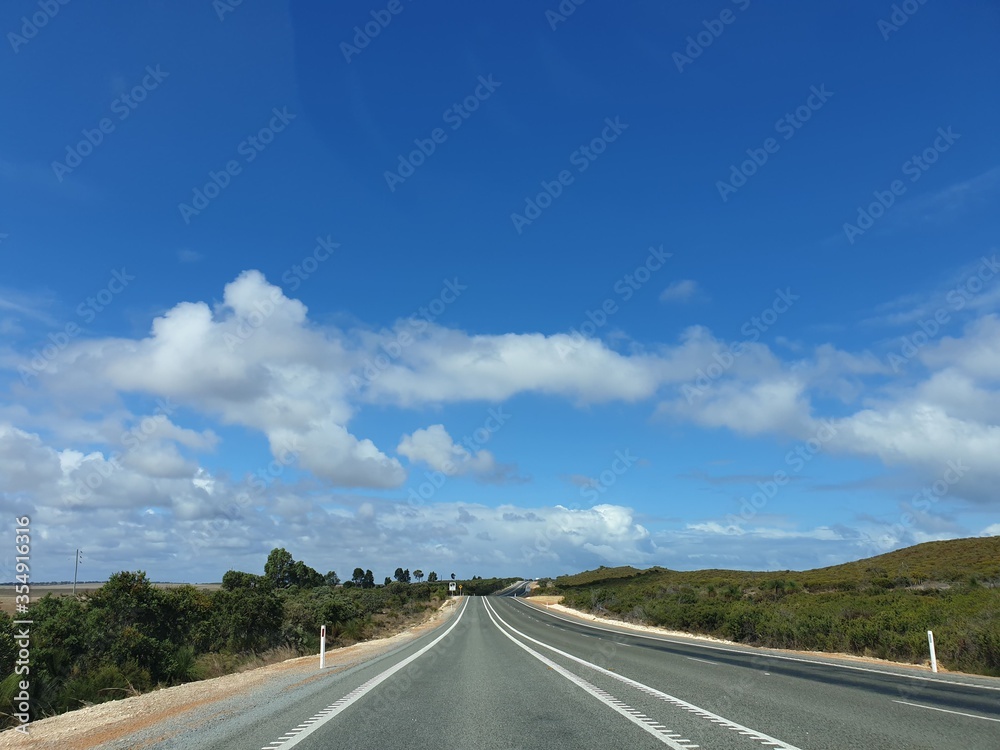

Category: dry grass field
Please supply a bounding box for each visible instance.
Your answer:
[0,583,222,615]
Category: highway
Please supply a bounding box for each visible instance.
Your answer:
[147,590,999,750]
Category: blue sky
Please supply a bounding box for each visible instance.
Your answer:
[1,1,999,583]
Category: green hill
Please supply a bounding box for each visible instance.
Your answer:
[540,537,1000,676]
[805,536,1000,584]
[555,565,648,587]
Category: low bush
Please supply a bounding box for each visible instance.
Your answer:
[557,537,1000,676]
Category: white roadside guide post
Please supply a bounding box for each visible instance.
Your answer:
[320,625,327,669]
[927,630,938,673]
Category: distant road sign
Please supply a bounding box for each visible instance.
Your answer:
[449,581,457,592]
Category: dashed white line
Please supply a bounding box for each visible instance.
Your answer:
[686,657,714,665]
[489,599,805,750]
[482,599,698,750]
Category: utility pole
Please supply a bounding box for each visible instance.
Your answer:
[73,549,82,595]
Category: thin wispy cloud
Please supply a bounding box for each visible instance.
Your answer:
[864,253,1000,328]
[659,279,703,303]
[677,470,796,486]
[0,287,60,328]
[896,165,1000,226]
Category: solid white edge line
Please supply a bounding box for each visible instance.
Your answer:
[261,597,469,750]
[490,598,804,750]
[514,598,1000,692]
[480,598,695,750]
[892,699,1000,723]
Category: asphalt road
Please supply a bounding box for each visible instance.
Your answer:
[488,596,1000,749]
[141,591,1000,750]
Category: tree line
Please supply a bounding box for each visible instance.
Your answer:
[262,547,458,589]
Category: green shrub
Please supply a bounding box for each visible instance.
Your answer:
[552,537,1000,676]
[59,663,143,710]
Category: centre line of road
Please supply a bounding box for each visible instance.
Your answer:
[260,598,469,750]
[514,599,1000,693]
[892,700,1000,724]
[481,599,699,749]
[686,657,715,665]
[487,598,805,750]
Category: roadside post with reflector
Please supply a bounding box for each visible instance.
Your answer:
[320,625,327,669]
[928,630,938,673]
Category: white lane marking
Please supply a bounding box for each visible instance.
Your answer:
[686,657,714,665]
[892,700,1000,723]
[489,598,804,750]
[512,598,1000,692]
[481,599,698,750]
[260,598,469,750]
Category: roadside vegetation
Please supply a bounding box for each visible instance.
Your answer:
[535,537,1000,676]
[0,549,514,728]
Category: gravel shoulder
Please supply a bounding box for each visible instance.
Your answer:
[1,598,460,750]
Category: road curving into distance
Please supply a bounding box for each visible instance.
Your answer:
[100,586,1000,750]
